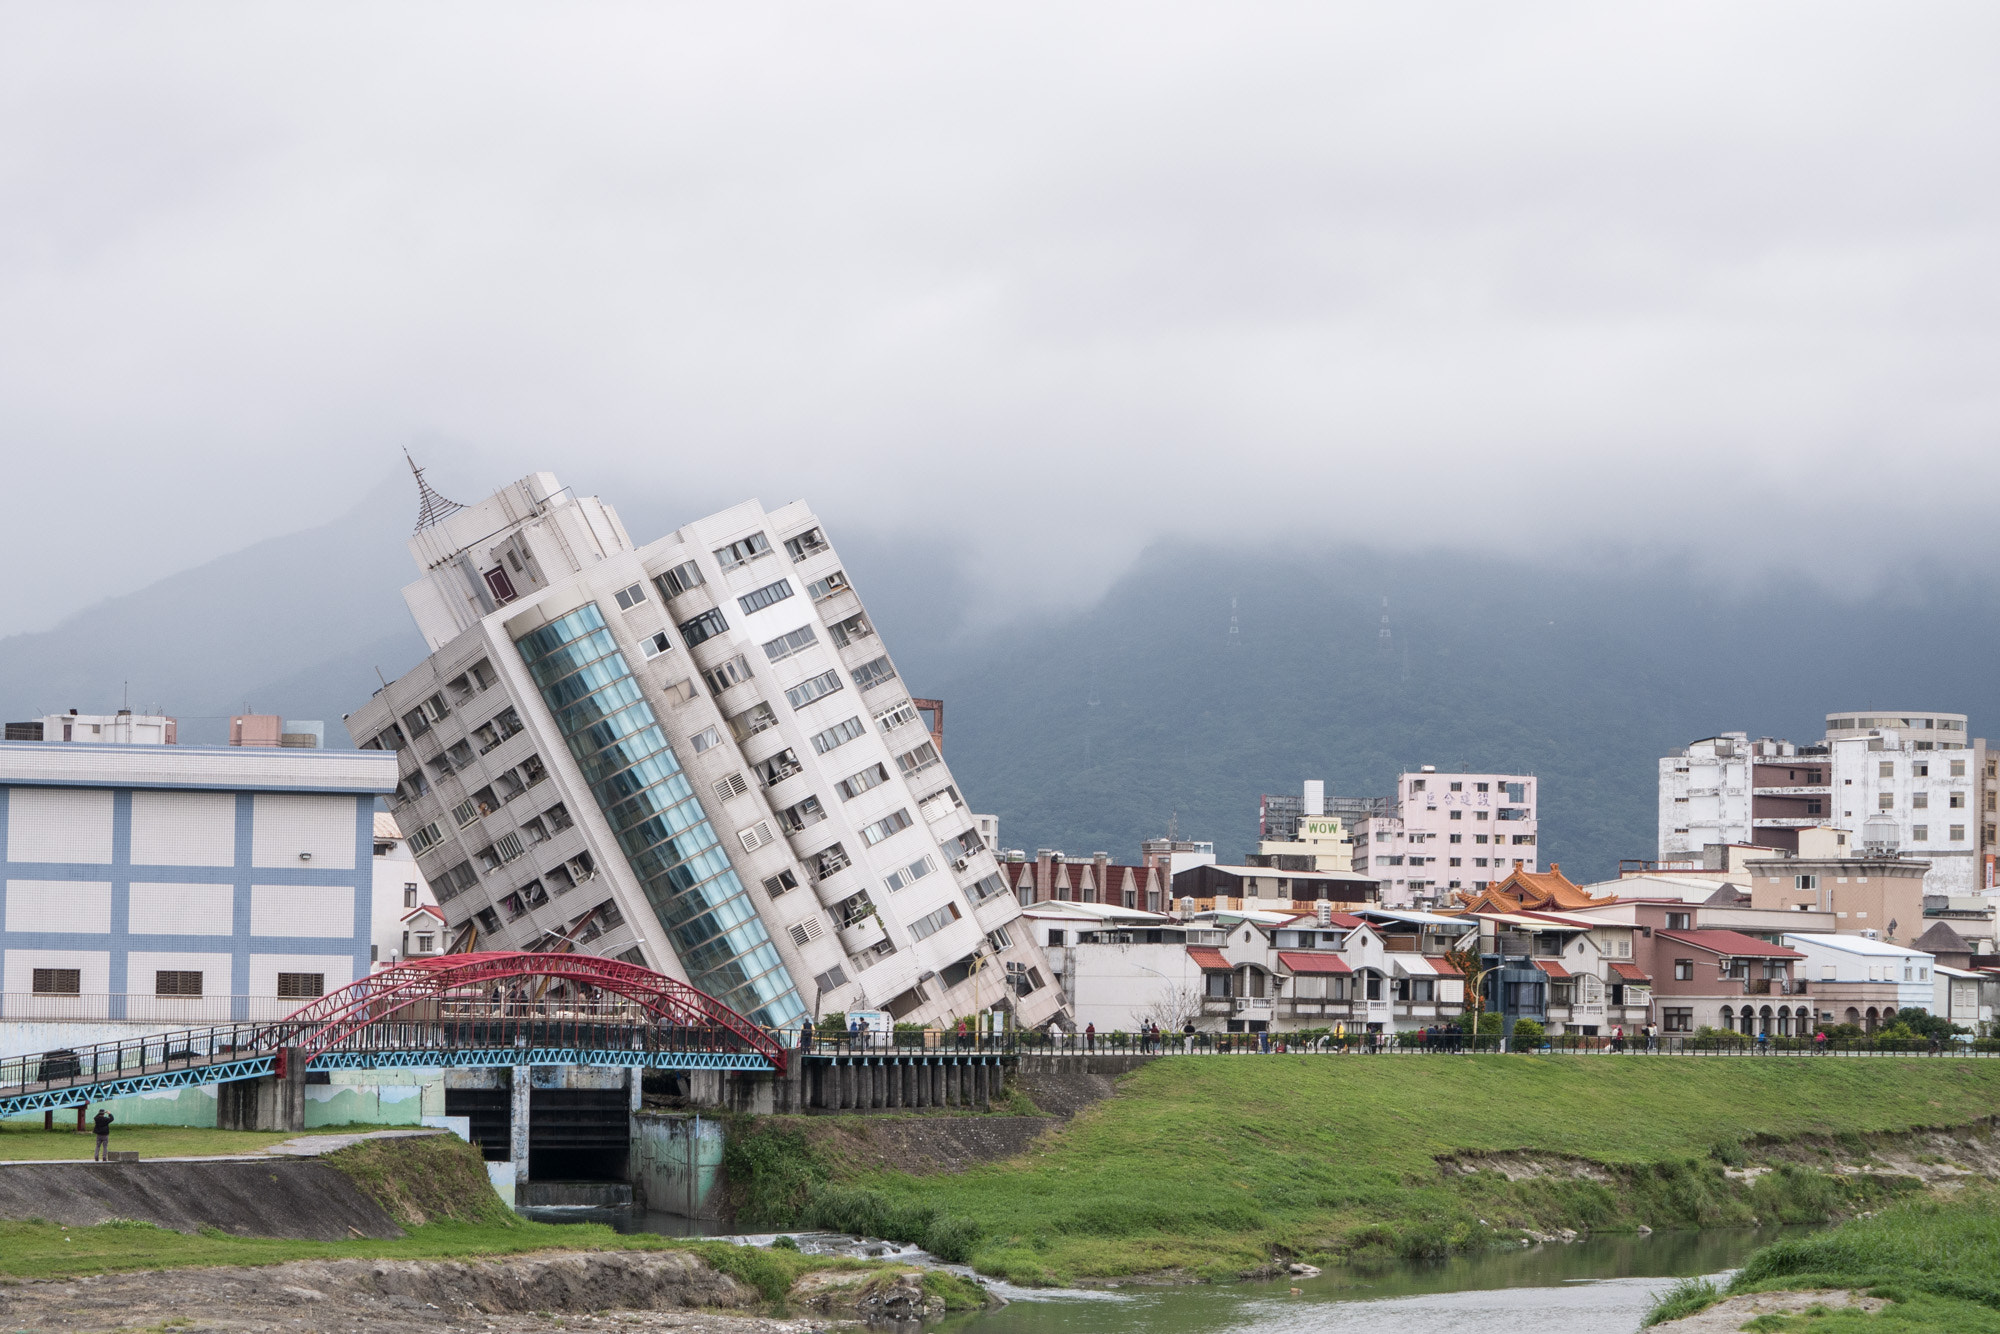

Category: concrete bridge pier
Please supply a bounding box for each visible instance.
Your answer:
[215,1047,306,1132]
[510,1064,531,1183]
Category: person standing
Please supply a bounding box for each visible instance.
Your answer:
[1085,1021,1096,1051]
[91,1107,113,1162]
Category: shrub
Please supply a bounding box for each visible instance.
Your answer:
[1642,1276,1719,1326]
[1511,1019,1545,1045]
[1476,1012,1503,1035]
[1692,1025,1749,1048]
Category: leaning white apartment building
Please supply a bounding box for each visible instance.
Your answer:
[343,472,1060,1034]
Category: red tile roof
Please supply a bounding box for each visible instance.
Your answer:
[1328,912,1366,930]
[1187,946,1232,973]
[1657,929,1805,959]
[1277,951,1353,975]
[1610,961,1651,982]
[1532,958,1573,979]
[1426,956,1463,977]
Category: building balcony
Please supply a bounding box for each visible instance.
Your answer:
[1753,785,1831,796]
[837,916,889,955]
[1742,977,1807,996]
[1234,997,1274,1016]
[1752,817,1830,829]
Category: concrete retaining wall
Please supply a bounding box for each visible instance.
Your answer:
[631,1112,727,1219]
[0,1158,405,1238]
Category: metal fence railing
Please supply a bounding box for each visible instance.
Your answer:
[791,1031,2000,1059]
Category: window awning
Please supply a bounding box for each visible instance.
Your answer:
[1610,961,1651,982]
[1277,951,1352,975]
[1187,946,1233,973]
[1532,958,1573,980]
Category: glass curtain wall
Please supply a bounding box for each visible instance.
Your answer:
[516,602,806,1030]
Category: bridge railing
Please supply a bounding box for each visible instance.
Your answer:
[0,1021,304,1097]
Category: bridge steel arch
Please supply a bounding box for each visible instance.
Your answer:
[278,951,787,1072]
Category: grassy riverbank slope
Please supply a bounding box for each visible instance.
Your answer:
[1651,1184,2000,1331]
[733,1055,2000,1283]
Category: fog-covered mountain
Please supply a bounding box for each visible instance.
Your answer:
[7,480,1996,884]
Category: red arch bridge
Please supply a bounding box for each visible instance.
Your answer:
[0,952,788,1118]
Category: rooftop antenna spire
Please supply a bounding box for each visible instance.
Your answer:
[406,450,466,534]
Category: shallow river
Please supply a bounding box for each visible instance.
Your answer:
[520,1208,1810,1334]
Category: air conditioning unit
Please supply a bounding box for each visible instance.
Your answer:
[953,857,971,873]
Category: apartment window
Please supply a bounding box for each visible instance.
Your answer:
[1806,799,1824,815]
[1449,810,1462,821]
[714,532,772,569]
[1512,834,1536,845]
[896,741,940,776]
[1449,781,1463,792]
[701,653,756,696]
[613,583,647,611]
[784,528,828,561]
[1795,874,1818,890]
[806,570,850,601]
[813,965,848,993]
[738,579,795,616]
[1915,762,1931,777]
[1879,793,1895,811]
[762,869,799,897]
[883,854,936,892]
[968,872,1007,903]
[811,842,851,880]
[407,821,445,856]
[484,567,517,604]
[1662,1008,1693,1033]
[1672,959,1692,981]
[874,699,919,732]
[1913,825,1929,841]
[474,907,501,934]
[678,608,730,646]
[1497,807,1525,821]
[851,656,897,691]
[655,561,704,598]
[762,624,818,663]
[277,972,325,999]
[1952,759,1967,777]
[755,749,803,786]
[689,726,722,753]
[1913,792,1929,810]
[810,716,868,754]
[827,613,872,647]
[149,969,203,997]
[861,808,914,845]
[404,884,419,908]
[1880,760,1896,779]
[640,631,672,659]
[1411,779,1427,792]
[1950,791,1966,808]
[1951,824,1966,841]
[837,763,891,800]
[1448,834,1461,844]
[780,795,827,833]
[908,902,963,941]
[1474,834,1488,844]
[727,702,779,741]
[940,828,982,861]
[31,968,81,995]
[1476,811,1488,821]
[1449,857,1462,867]
[1667,912,1692,930]
[367,725,406,752]
[785,670,843,709]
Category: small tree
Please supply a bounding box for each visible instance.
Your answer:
[1511,1018,1545,1046]
[1139,984,1205,1034]
[1890,1007,1964,1041]
[1476,1012,1503,1036]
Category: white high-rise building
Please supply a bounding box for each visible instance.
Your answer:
[1349,768,1540,908]
[1658,713,1992,896]
[4,709,177,744]
[342,468,1060,1033]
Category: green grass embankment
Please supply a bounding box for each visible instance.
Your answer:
[1648,1184,2000,1331]
[0,1132,992,1310]
[0,1122,312,1160]
[729,1054,2000,1283]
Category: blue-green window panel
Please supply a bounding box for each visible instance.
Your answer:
[650,890,761,946]
[679,921,778,978]
[578,728,674,787]
[552,676,646,735]
[617,812,719,865]
[641,873,757,933]
[518,606,608,662]
[568,700,662,763]
[538,656,632,714]
[638,842,733,892]
[527,629,621,687]
[721,964,800,1020]
[595,755,689,809]
[606,784,705,839]
[668,898,766,959]
[749,994,808,1029]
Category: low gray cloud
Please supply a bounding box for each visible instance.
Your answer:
[3,3,1997,631]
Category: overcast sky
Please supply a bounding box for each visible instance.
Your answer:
[4,4,1997,633]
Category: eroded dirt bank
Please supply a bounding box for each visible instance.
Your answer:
[0,1249,893,1334]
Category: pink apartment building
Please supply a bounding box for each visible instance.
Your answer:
[1350,766,1540,908]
